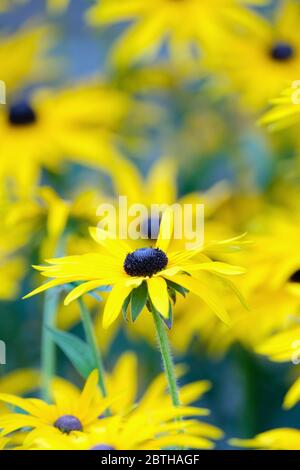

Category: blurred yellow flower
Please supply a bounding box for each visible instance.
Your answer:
[260,82,300,130]
[86,0,268,67]
[0,23,53,93]
[230,428,300,450]
[0,368,221,450]
[0,81,131,196]
[0,369,39,415]
[24,411,216,450]
[0,370,113,439]
[106,351,212,413]
[209,0,300,110]
[256,326,300,409]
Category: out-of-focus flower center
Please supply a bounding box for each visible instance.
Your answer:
[90,444,115,450]
[140,215,161,240]
[8,100,37,126]
[124,247,168,277]
[289,269,300,283]
[270,42,294,61]
[54,414,83,434]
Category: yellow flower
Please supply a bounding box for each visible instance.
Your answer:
[0,23,53,93]
[0,368,222,450]
[106,351,212,414]
[0,370,113,439]
[0,369,40,415]
[23,412,219,450]
[256,326,300,410]
[29,351,222,450]
[24,208,245,328]
[0,186,34,300]
[0,81,130,196]
[86,0,268,67]
[260,82,300,130]
[230,428,300,450]
[209,0,300,110]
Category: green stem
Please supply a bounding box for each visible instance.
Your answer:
[77,297,107,398]
[41,287,60,402]
[152,307,180,407]
[41,237,66,402]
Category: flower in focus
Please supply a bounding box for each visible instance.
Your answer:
[24,208,246,328]
[86,0,268,67]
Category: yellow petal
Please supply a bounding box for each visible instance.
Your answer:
[102,282,133,329]
[155,208,173,253]
[147,277,169,319]
[23,279,66,299]
[283,377,300,410]
[64,280,106,305]
[181,262,246,275]
[170,274,231,325]
[89,227,131,259]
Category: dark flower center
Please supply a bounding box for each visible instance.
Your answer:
[90,444,115,450]
[54,414,83,434]
[140,215,161,240]
[124,247,168,277]
[8,100,37,126]
[289,270,300,283]
[270,42,294,61]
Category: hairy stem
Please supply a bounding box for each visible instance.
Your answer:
[152,307,180,407]
[77,297,107,398]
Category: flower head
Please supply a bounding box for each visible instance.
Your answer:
[208,0,300,110]
[86,0,268,67]
[260,82,300,131]
[0,366,222,450]
[25,209,245,328]
[0,370,112,440]
[0,81,131,196]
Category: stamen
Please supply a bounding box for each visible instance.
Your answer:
[124,247,168,277]
[8,100,37,126]
[90,444,115,450]
[54,415,83,434]
[270,42,294,61]
[289,270,300,283]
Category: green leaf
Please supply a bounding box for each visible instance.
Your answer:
[166,279,189,298]
[47,326,96,379]
[130,281,148,322]
[122,292,132,321]
[167,287,177,305]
